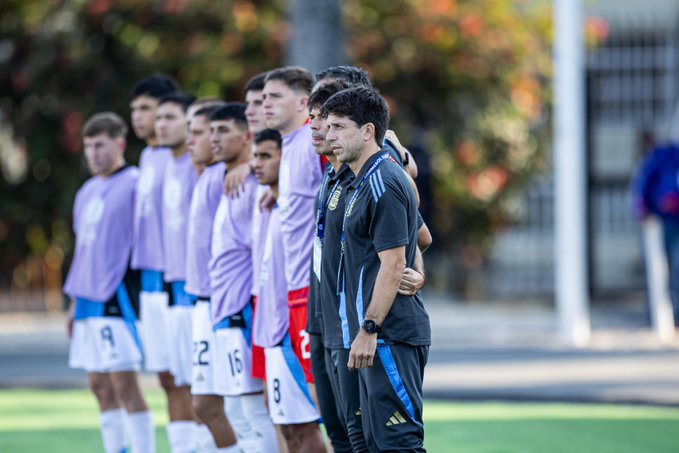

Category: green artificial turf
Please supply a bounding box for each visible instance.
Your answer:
[1,390,678,452]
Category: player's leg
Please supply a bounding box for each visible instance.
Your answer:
[359,343,428,453]
[165,283,198,453]
[329,347,368,452]
[95,276,155,453]
[88,372,129,453]
[110,371,156,453]
[193,394,236,449]
[309,333,351,452]
[191,299,221,451]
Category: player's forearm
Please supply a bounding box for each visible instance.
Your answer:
[364,247,406,325]
[418,223,432,252]
[413,247,425,277]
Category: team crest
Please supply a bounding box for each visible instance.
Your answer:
[328,185,342,211]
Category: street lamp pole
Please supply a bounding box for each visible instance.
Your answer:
[554,0,591,346]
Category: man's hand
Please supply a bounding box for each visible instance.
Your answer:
[66,314,74,339]
[259,189,276,212]
[224,162,252,197]
[348,329,377,370]
[398,268,425,295]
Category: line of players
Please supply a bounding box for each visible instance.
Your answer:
[65,65,432,453]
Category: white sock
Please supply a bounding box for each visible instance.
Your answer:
[127,410,156,453]
[240,394,278,453]
[100,408,128,453]
[194,422,217,453]
[224,396,255,451]
[167,420,196,453]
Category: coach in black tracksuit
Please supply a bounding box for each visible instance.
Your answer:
[323,86,431,453]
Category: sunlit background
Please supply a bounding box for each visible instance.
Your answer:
[0,0,661,315]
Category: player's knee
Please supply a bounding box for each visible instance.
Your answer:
[192,397,220,423]
[88,375,116,407]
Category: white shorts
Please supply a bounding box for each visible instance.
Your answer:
[191,300,217,395]
[69,317,141,373]
[214,327,264,396]
[265,336,320,425]
[168,304,194,387]
[139,291,171,372]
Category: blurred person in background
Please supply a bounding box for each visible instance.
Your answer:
[633,137,679,326]
[65,112,155,453]
[155,91,202,453]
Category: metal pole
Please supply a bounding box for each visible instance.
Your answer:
[554,0,591,346]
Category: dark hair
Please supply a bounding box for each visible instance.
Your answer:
[264,66,314,95]
[193,105,223,121]
[315,65,372,88]
[82,112,128,139]
[321,86,390,146]
[190,97,225,111]
[210,102,248,128]
[130,73,179,101]
[245,72,268,92]
[254,128,282,149]
[308,80,351,112]
[158,92,196,112]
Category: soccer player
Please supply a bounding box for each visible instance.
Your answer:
[65,112,155,453]
[128,73,179,448]
[184,101,235,452]
[155,91,200,453]
[208,103,278,452]
[252,129,327,453]
[224,71,269,196]
[324,87,431,452]
[261,66,322,384]
[305,81,355,453]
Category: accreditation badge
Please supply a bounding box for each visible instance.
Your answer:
[313,237,322,282]
[328,185,342,211]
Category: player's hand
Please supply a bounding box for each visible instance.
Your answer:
[348,330,377,370]
[384,129,408,163]
[398,268,425,296]
[66,314,74,339]
[224,162,252,198]
[259,189,276,212]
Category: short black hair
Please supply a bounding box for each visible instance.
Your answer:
[157,92,196,112]
[254,128,282,149]
[321,86,390,147]
[193,105,223,121]
[308,80,351,112]
[245,72,268,92]
[82,112,128,139]
[210,102,248,128]
[315,65,372,88]
[265,66,314,95]
[130,73,179,101]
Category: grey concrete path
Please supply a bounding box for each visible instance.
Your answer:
[1,294,678,405]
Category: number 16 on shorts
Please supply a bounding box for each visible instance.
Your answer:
[214,327,262,396]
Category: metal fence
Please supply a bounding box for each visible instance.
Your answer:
[487,22,679,299]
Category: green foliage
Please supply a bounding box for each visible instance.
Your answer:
[0,0,286,288]
[344,0,553,264]
[0,0,567,293]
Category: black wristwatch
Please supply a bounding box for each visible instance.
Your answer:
[361,319,382,334]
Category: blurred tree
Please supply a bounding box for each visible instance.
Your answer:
[0,0,287,295]
[0,0,603,296]
[343,0,554,288]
